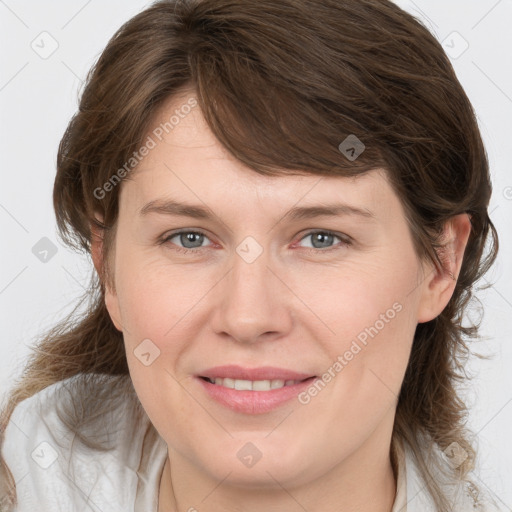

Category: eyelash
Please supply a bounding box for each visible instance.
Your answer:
[159,229,352,255]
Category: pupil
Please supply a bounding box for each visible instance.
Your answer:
[183,232,202,248]
[313,233,332,248]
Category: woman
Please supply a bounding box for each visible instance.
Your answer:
[0,0,503,510]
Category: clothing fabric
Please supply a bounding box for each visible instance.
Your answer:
[0,375,501,511]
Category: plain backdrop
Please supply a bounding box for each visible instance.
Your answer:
[1,0,511,508]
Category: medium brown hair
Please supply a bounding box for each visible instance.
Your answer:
[0,0,498,509]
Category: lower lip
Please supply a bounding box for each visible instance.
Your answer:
[196,376,317,414]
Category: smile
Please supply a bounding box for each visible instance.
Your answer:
[200,377,308,391]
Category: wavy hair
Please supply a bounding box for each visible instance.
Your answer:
[0,1,498,510]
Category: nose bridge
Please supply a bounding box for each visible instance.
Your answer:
[213,237,291,343]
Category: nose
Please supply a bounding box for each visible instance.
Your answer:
[210,246,293,345]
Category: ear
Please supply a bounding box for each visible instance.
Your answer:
[90,213,123,332]
[90,214,104,277]
[416,213,472,324]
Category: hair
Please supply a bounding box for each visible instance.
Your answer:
[0,0,499,510]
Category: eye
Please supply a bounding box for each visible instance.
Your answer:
[159,229,352,255]
[296,230,352,252]
[160,230,212,254]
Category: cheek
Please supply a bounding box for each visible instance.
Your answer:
[304,254,420,396]
[297,255,418,342]
[114,253,209,341]
[113,256,217,410]
[115,260,194,424]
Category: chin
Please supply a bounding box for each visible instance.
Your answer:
[192,440,318,489]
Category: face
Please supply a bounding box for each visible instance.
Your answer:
[101,89,447,490]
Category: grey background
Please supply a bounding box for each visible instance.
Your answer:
[1,0,511,508]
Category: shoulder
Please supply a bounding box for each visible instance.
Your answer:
[3,374,144,453]
[402,439,505,512]
[1,374,164,512]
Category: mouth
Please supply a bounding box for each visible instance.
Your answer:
[195,365,318,414]
[198,375,314,391]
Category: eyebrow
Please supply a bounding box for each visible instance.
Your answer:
[139,198,376,222]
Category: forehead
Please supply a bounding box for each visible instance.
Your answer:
[121,91,400,222]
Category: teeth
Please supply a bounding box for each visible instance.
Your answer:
[207,377,302,391]
[235,379,252,391]
[270,379,284,389]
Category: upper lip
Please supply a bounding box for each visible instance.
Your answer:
[199,365,315,381]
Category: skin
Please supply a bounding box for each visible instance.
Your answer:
[91,89,471,512]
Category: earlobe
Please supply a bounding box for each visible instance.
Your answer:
[416,213,472,324]
[105,291,124,332]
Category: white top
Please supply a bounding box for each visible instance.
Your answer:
[0,375,500,511]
